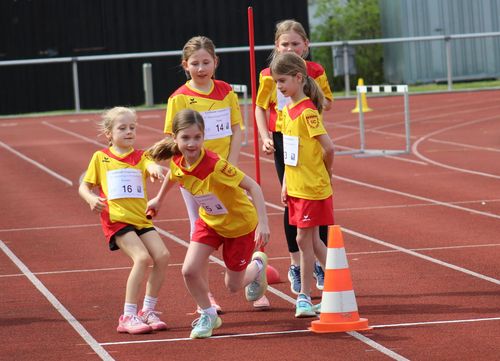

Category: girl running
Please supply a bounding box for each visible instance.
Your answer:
[147,109,270,338]
[79,107,170,334]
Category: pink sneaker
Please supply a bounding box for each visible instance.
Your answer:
[138,309,167,331]
[116,314,152,335]
[196,292,223,314]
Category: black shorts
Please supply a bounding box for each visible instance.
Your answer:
[109,225,156,251]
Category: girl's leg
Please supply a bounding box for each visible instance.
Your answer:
[312,228,327,270]
[139,230,170,299]
[180,187,220,311]
[182,242,215,310]
[224,258,260,293]
[115,232,153,306]
[296,226,316,297]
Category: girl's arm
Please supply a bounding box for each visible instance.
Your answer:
[228,124,242,166]
[147,169,174,213]
[255,106,275,154]
[316,134,335,179]
[280,171,288,206]
[146,162,166,182]
[78,181,106,213]
[323,98,333,111]
[239,175,270,249]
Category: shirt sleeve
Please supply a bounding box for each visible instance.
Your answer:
[229,91,243,127]
[82,151,101,186]
[164,94,187,134]
[315,72,333,101]
[303,108,327,138]
[256,72,275,110]
[214,159,245,188]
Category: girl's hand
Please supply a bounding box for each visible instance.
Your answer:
[147,196,161,214]
[89,196,107,213]
[148,164,166,182]
[262,138,275,154]
[281,184,288,206]
[254,222,270,250]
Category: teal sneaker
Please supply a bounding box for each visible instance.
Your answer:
[313,261,325,290]
[312,302,321,314]
[190,313,222,339]
[245,251,268,301]
[295,294,317,318]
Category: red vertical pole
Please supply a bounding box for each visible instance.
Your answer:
[247,6,261,184]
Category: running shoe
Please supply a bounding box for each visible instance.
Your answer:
[295,294,316,318]
[288,265,301,295]
[313,261,325,290]
[245,251,268,302]
[138,309,167,331]
[116,314,152,334]
[190,313,222,339]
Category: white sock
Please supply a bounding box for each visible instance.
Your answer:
[124,303,137,316]
[202,306,217,316]
[142,295,158,312]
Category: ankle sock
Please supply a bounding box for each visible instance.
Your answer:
[142,295,158,312]
[124,303,137,316]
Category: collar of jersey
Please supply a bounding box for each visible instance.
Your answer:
[109,146,135,159]
[179,148,205,172]
[185,80,214,95]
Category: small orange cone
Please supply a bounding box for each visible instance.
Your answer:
[310,225,370,333]
[351,78,372,113]
[266,264,281,284]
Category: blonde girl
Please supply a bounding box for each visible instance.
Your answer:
[270,52,335,317]
[164,36,243,312]
[255,19,333,296]
[78,107,170,334]
[147,109,270,338]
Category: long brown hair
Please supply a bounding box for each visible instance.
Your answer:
[270,52,324,113]
[147,109,205,161]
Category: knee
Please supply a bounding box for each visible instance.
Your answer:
[181,264,198,281]
[153,249,170,268]
[133,253,152,269]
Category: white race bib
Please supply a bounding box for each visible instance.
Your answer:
[107,169,144,200]
[201,108,232,140]
[277,89,292,111]
[193,193,228,215]
[283,135,299,166]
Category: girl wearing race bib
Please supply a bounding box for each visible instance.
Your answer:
[163,36,243,313]
[255,19,333,296]
[270,52,335,318]
[79,107,170,335]
[147,109,270,339]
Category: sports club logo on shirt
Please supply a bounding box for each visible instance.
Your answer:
[220,161,237,177]
[305,114,319,128]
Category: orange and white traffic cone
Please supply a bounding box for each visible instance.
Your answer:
[310,225,370,333]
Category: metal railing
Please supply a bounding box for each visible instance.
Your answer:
[1,32,499,112]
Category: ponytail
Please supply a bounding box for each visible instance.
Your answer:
[146,137,180,161]
[303,75,324,114]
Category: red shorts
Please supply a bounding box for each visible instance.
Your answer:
[192,218,256,272]
[287,195,334,228]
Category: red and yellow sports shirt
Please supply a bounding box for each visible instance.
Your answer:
[82,147,154,235]
[282,97,332,200]
[164,80,242,159]
[256,60,333,132]
[169,149,257,238]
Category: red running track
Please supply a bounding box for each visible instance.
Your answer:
[0,89,499,361]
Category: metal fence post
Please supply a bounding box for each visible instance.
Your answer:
[343,42,351,97]
[445,36,453,91]
[71,59,81,112]
[143,63,154,107]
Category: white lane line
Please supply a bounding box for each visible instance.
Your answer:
[334,174,500,220]
[0,240,114,361]
[412,116,500,179]
[2,243,498,279]
[343,228,500,285]
[347,331,410,361]
[42,121,105,147]
[0,140,73,186]
[98,316,500,347]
